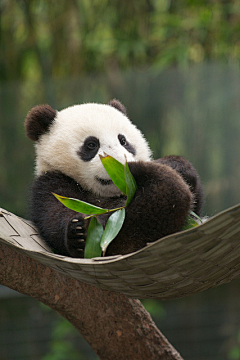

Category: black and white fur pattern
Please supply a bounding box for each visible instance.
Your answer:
[25,100,203,258]
[34,101,151,197]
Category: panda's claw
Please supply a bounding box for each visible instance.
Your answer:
[66,214,90,257]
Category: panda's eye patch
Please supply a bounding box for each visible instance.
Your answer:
[118,134,136,156]
[78,136,100,162]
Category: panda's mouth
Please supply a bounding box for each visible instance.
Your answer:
[95,176,113,186]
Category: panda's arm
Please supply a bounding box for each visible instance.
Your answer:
[154,156,203,215]
[29,171,89,257]
[106,161,194,256]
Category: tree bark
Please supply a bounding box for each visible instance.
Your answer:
[0,241,183,360]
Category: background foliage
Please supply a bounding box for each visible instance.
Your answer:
[1,0,240,217]
[1,1,240,359]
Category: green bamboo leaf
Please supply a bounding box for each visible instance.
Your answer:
[52,193,108,215]
[189,210,203,223]
[182,214,199,231]
[124,161,137,206]
[100,208,125,255]
[100,155,127,194]
[84,217,103,258]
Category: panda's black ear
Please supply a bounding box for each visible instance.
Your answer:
[108,99,127,116]
[25,104,57,141]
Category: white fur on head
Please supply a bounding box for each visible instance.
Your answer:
[35,103,152,197]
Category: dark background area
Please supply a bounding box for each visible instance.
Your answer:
[1,1,240,359]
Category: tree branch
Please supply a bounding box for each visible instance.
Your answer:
[0,240,183,360]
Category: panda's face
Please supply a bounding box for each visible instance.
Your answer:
[35,103,152,197]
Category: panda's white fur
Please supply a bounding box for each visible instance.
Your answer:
[35,103,152,197]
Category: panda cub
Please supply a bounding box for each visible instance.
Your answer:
[25,99,203,258]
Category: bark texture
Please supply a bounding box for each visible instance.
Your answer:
[0,241,183,360]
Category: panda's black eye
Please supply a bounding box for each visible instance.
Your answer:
[78,136,100,162]
[118,134,136,156]
[118,134,127,146]
[87,142,97,150]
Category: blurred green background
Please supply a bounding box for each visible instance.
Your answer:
[1,1,240,359]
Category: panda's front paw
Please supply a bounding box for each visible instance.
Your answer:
[66,215,88,258]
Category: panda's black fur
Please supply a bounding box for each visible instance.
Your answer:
[25,100,203,258]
